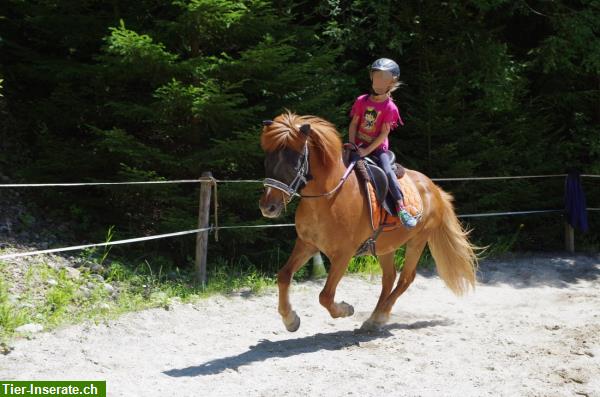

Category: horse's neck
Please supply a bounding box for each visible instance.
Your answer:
[296,157,364,235]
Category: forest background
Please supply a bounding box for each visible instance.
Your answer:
[1,0,599,275]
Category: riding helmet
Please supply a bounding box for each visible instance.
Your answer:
[370,58,400,80]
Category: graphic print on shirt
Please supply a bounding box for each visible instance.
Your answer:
[362,107,380,133]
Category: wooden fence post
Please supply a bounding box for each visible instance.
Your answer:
[565,222,575,253]
[195,171,212,286]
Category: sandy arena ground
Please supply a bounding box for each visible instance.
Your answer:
[1,253,599,397]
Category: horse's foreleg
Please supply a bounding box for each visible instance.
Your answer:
[318,252,355,318]
[278,239,318,332]
[360,238,427,331]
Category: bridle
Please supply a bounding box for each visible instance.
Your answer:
[262,121,357,203]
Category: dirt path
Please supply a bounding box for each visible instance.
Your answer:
[1,254,599,397]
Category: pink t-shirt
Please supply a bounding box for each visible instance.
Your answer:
[350,94,403,151]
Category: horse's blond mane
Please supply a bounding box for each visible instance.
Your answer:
[260,111,342,168]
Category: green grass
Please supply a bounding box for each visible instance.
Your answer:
[0,262,117,342]
[0,277,29,337]
[345,246,438,274]
[347,255,383,275]
[0,253,278,343]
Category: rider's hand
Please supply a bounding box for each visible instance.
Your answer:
[357,148,369,158]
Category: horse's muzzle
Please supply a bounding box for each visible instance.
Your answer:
[259,188,285,218]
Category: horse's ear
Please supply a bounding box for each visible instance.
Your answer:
[262,120,274,126]
[299,124,311,136]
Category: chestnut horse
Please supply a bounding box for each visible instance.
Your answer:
[259,112,477,332]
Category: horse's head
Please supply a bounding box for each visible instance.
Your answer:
[258,111,342,218]
[259,116,312,218]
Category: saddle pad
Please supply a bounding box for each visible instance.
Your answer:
[398,173,422,217]
[365,172,422,231]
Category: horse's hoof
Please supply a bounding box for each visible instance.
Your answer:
[338,301,354,317]
[283,310,301,332]
[357,320,382,334]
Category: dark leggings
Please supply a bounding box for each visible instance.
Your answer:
[370,148,404,204]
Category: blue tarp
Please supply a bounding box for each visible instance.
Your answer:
[565,171,588,232]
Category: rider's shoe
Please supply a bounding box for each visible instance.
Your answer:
[398,207,417,229]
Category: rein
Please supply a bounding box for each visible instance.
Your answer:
[300,160,356,199]
[263,142,357,202]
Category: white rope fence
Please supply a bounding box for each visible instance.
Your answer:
[0,180,202,187]
[457,209,563,218]
[0,224,296,260]
[0,228,211,259]
[432,174,569,181]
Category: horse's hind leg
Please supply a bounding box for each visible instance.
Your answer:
[361,252,396,330]
[278,239,318,332]
[319,252,355,318]
[360,238,427,331]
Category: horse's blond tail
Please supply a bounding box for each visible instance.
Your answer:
[427,189,478,295]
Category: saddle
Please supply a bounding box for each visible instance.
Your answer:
[343,145,422,232]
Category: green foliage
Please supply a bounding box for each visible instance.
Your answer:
[174,0,249,51]
[537,2,600,75]
[93,127,174,167]
[106,20,179,66]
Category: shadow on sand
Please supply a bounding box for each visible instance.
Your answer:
[164,319,450,377]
